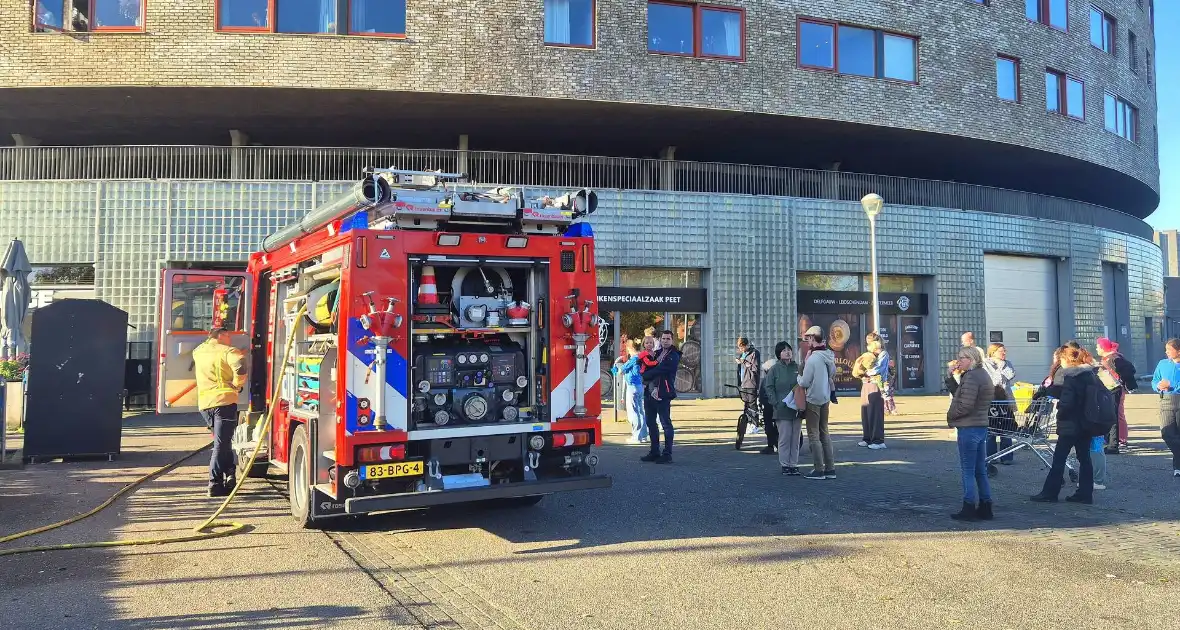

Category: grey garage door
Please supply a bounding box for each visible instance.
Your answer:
[984,254,1059,382]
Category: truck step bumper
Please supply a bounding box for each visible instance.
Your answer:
[344,474,612,514]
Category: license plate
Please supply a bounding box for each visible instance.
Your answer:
[359,461,424,480]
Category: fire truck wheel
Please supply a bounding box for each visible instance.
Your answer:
[288,425,318,528]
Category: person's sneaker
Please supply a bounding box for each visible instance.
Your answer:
[803,470,827,480]
[781,466,791,475]
[857,440,869,447]
[987,464,998,478]
[759,446,776,455]
[1065,493,1093,504]
[868,443,887,450]
[655,454,673,464]
[207,485,230,498]
[640,453,661,463]
[786,467,802,476]
[1029,492,1058,503]
[1093,483,1107,490]
[823,469,837,479]
[1173,469,1180,478]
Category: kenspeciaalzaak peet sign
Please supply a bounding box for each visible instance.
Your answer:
[596,287,708,312]
[796,291,929,316]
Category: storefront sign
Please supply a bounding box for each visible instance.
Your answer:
[900,316,925,389]
[597,287,708,312]
[796,291,929,316]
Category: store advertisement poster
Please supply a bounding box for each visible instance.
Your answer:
[798,312,863,392]
[900,316,925,389]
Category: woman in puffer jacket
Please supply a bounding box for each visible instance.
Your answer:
[1031,346,1098,504]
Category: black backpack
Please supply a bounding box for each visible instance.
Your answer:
[1083,376,1118,437]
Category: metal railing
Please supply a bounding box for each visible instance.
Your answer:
[0,145,1153,239]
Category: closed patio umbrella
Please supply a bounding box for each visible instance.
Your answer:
[1,239,32,360]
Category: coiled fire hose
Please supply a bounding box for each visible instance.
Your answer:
[0,306,307,557]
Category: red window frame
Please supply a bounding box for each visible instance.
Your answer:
[214,0,407,37]
[1046,69,1085,121]
[1028,0,1069,32]
[647,1,746,62]
[796,17,919,85]
[543,0,597,49]
[1089,5,1115,54]
[996,55,1021,102]
[31,0,146,32]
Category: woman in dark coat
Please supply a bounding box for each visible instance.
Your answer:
[1031,346,1098,504]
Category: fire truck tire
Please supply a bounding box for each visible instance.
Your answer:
[288,425,318,528]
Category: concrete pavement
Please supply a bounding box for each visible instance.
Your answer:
[3,395,1179,629]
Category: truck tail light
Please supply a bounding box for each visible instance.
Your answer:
[357,444,406,463]
[549,432,590,448]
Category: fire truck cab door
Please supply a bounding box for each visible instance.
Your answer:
[156,269,252,414]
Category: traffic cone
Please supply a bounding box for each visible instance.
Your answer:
[418,265,439,305]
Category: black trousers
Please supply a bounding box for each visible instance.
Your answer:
[860,387,885,444]
[762,400,779,448]
[1041,433,1093,500]
[1162,422,1180,470]
[201,403,238,488]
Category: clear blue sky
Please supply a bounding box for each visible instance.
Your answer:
[1149,2,1178,229]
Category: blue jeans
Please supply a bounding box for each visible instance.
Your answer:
[956,427,992,504]
[625,382,648,441]
[644,396,674,456]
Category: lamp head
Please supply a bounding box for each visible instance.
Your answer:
[861,193,884,218]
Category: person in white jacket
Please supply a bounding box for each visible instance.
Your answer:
[796,326,838,480]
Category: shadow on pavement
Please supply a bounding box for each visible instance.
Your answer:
[118,604,373,630]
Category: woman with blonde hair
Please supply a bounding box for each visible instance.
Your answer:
[611,339,648,444]
[854,333,888,449]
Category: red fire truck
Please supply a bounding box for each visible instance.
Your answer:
[156,169,611,526]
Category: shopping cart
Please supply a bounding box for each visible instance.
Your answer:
[725,384,764,450]
[985,398,1060,467]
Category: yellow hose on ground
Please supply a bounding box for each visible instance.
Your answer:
[0,306,307,558]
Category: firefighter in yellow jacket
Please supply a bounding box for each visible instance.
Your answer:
[193,327,247,497]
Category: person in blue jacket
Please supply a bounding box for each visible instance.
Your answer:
[1150,338,1180,478]
[612,339,648,444]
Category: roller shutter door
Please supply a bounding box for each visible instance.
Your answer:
[983,255,1059,380]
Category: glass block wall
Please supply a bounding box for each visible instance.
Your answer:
[0,180,1162,396]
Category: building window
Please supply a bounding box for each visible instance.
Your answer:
[349,0,406,36]
[1089,6,1114,53]
[1128,31,1138,72]
[544,0,595,47]
[1045,70,1084,119]
[28,264,96,286]
[33,0,144,32]
[996,56,1020,102]
[1027,0,1068,31]
[647,2,744,60]
[797,19,918,83]
[1104,93,1138,142]
[215,0,406,37]
[1146,49,1153,85]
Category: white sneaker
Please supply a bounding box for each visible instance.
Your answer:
[1094,484,1107,490]
[868,443,888,450]
[1173,470,1180,478]
[857,441,869,447]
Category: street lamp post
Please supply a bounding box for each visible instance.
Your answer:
[861,194,884,337]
